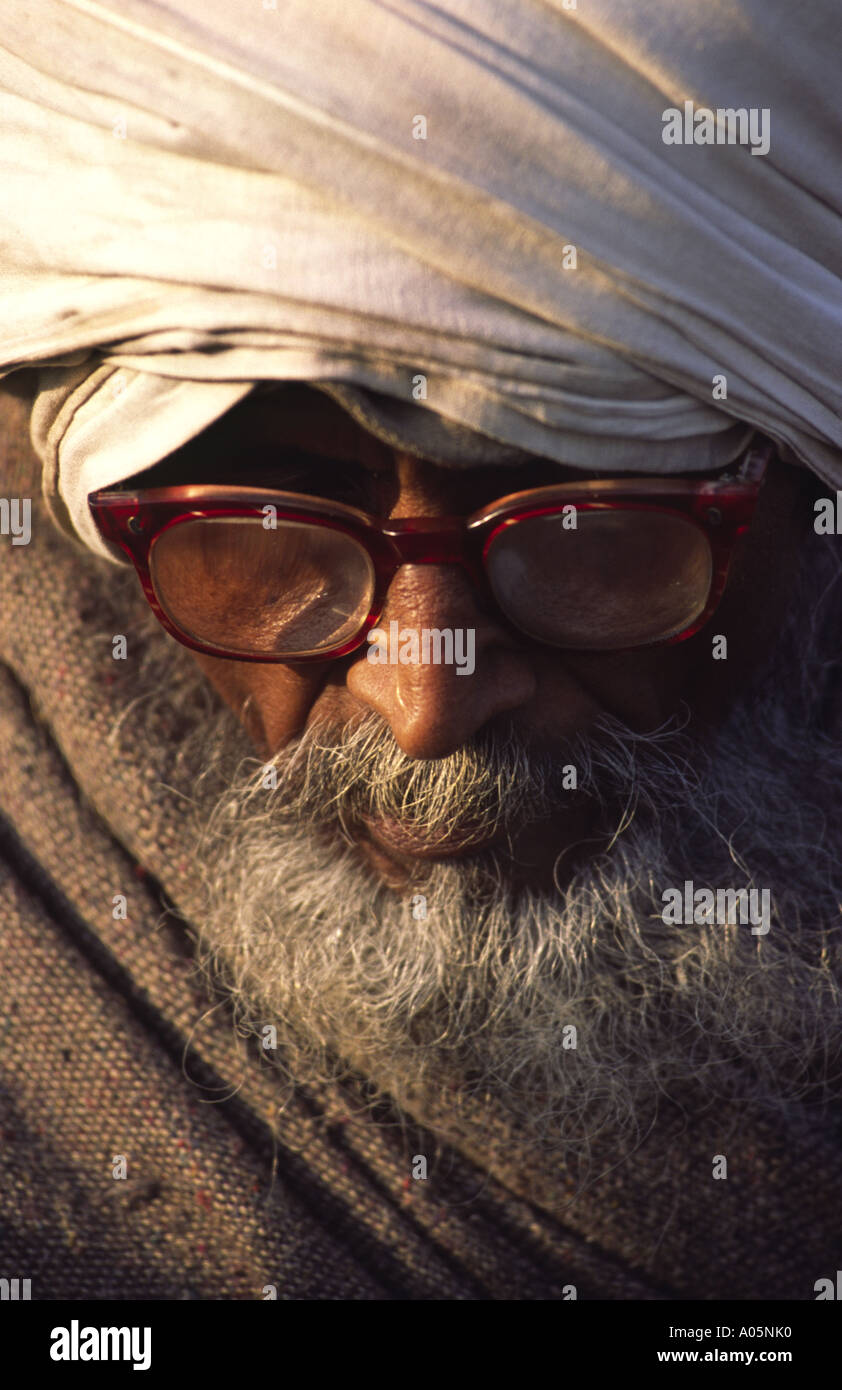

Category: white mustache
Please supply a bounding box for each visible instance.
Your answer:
[245,706,698,858]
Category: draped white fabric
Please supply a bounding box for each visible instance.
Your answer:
[0,0,840,560]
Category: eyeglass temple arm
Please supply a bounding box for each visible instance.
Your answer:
[730,438,774,485]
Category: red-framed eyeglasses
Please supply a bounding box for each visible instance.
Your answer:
[88,438,773,662]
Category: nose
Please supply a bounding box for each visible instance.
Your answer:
[345,561,536,758]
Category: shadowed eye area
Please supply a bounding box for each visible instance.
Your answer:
[486,509,712,649]
[150,516,375,655]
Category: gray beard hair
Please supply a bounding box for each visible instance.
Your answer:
[103,541,842,1170]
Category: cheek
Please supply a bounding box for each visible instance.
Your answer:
[188,651,328,756]
[552,642,700,733]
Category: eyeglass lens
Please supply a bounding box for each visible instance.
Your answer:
[485,510,712,649]
[149,509,713,656]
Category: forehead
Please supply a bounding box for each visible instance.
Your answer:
[124,382,594,493]
[231,383,396,469]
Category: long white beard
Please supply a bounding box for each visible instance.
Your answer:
[105,543,842,1170]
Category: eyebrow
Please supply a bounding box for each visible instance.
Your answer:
[120,444,385,490]
[242,447,386,475]
[120,431,742,493]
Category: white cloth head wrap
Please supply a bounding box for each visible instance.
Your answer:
[1,0,841,562]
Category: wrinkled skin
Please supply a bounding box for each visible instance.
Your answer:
[165,384,814,888]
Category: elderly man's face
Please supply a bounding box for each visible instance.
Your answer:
[178,385,809,890]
